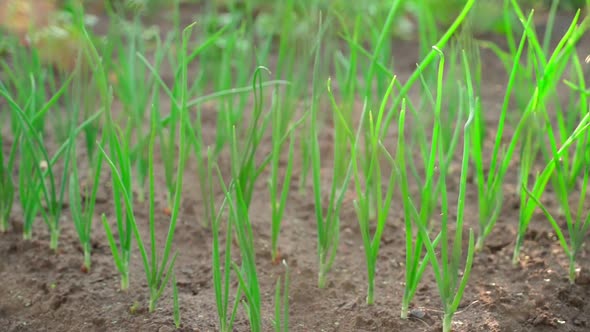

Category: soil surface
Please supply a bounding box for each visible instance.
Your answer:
[2,5,590,332]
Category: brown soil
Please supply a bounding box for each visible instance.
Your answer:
[2,5,590,332]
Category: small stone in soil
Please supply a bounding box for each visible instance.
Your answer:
[575,267,590,285]
[409,308,426,319]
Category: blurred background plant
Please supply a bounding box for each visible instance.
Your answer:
[1,0,587,71]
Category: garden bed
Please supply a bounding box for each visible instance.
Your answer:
[2,2,590,332]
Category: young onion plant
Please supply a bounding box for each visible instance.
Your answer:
[398,47,465,318]
[523,160,590,284]
[66,91,105,270]
[100,22,193,304]
[559,55,590,192]
[226,66,272,211]
[268,90,296,263]
[69,145,103,272]
[208,150,239,332]
[340,76,397,305]
[396,100,440,319]
[512,9,590,264]
[471,14,531,251]
[0,77,73,249]
[99,125,135,290]
[227,116,268,330]
[399,47,477,331]
[274,260,290,332]
[310,79,353,289]
[100,122,182,311]
[417,110,475,332]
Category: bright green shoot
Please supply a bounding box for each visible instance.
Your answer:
[512,8,590,264]
[99,96,187,309]
[523,160,590,284]
[396,100,441,319]
[346,76,397,305]
[471,13,532,251]
[229,66,273,210]
[269,90,296,263]
[227,184,262,332]
[417,136,475,332]
[135,22,193,311]
[403,48,476,332]
[228,127,263,331]
[274,260,290,332]
[382,0,477,134]
[69,118,104,271]
[398,45,468,318]
[560,55,590,191]
[311,80,354,289]
[0,77,73,249]
[99,125,135,290]
[558,60,590,191]
[209,149,240,332]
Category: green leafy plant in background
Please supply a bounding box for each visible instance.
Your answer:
[108,16,161,203]
[561,52,590,192]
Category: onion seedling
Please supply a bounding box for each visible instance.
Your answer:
[398,46,466,318]
[274,260,290,332]
[69,147,103,272]
[397,101,442,319]
[405,49,476,332]
[226,180,262,332]
[512,8,590,264]
[227,121,266,331]
[228,66,273,210]
[471,14,531,251]
[417,126,475,332]
[269,90,296,263]
[346,76,397,305]
[559,55,590,192]
[208,149,239,332]
[0,77,73,249]
[357,1,402,220]
[100,22,193,307]
[98,126,135,290]
[311,80,353,289]
[99,107,185,310]
[67,108,104,271]
[303,14,353,289]
[523,162,590,284]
